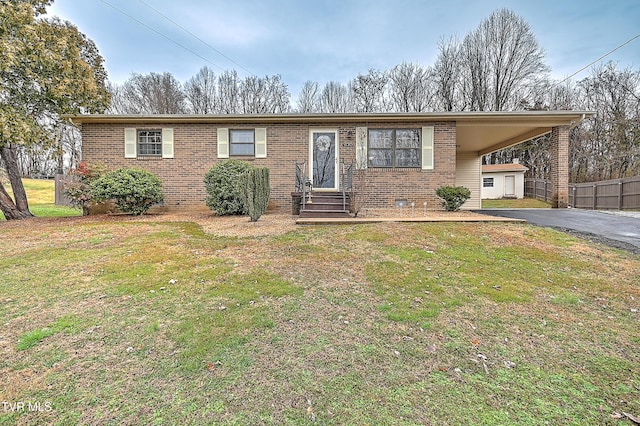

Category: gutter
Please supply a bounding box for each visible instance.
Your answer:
[62,111,596,125]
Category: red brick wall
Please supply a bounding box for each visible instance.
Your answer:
[81,120,457,211]
[550,125,569,208]
[347,122,456,211]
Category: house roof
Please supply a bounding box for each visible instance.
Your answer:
[65,111,594,155]
[482,163,529,173]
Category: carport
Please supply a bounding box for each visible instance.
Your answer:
[454,111,594,209]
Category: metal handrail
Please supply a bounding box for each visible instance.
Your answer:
[298,160,353,213]
[294,161,305,193]
[295,161,313,211]
[341,161,354,212]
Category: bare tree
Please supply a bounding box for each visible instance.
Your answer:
[107,81,130,114]
[296,81,321,113]
[351,69,388,113]
[577,62,640,180]
[461,8,548,111]
[388,62,433,112]
[432,37,465,111]
[115,72,187,114]
[185,66,217,114]
[320,81,352,113]
[57,123,82,172]
[239,75,290,114]
[460,29,490,111]
[263,75,290,113]
[217,70,240,114]
[240,76,267,114]
[521,78,576,111]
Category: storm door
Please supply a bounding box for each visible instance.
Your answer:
[309,129,339,191]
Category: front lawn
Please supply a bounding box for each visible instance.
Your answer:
[0,214,638,424]
[0,178,80,220]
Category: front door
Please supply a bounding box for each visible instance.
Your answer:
[310,129,339,191]
[505,175,516,197]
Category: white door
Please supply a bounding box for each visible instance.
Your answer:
[309,129,339,191]
[505,175,516,197]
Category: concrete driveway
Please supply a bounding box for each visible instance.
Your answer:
[477,209,640,253]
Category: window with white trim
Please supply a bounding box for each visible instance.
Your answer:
[217,128,267,159]
[368,129,421,168]
[138,130,162,156]
[483,177,494,187]
[124,128,173,159]
[229,129,255,156]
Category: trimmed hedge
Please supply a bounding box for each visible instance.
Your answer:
[436,185,471,211]
[90,168,163,215]
[204,160,254,215]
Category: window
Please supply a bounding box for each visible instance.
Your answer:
[368,129,421,167]
[125,128,173,159]
[137,130,162,156]
[229,129,255,156]
[483,177,494,188]
[217,128,267,159]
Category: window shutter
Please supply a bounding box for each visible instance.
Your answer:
[255,127,267,158]
[124,128,137,158]
[217,128,229,159]
[162,128,174,158]
[421,126,434,170]
[355,127,368,169]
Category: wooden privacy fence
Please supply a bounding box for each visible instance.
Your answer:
[525,179,553,204]
[525,176,640,210]
[54,174,76,206]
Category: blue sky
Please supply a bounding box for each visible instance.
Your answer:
[47,0,640,99]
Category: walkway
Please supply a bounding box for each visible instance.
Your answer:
[296,210,524,225]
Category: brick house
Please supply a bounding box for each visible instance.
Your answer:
[67,111,592,213]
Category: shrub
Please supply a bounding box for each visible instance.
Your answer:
[64,162,107,215]
[238,167,270,222]
[436,185,471,211]
[90,168,164,215]
[204,160,254,215]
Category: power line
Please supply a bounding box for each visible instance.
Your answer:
[96,0,230,74]
[135,0,256,77]
[553,33,640,88]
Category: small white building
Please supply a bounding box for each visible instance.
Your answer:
[481,160,529,199]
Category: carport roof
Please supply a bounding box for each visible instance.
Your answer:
[66,110,594,155]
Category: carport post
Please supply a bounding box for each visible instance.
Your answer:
[550,125,569,208]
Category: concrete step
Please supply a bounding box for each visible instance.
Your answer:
[299,209,352,219]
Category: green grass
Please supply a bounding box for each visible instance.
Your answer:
[17,315,84,350]
[0,217,638,425]
[482,197,551,208]
[0,178,81,220]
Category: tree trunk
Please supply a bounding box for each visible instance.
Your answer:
[0,181,31,219]
[0,145,34,220]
